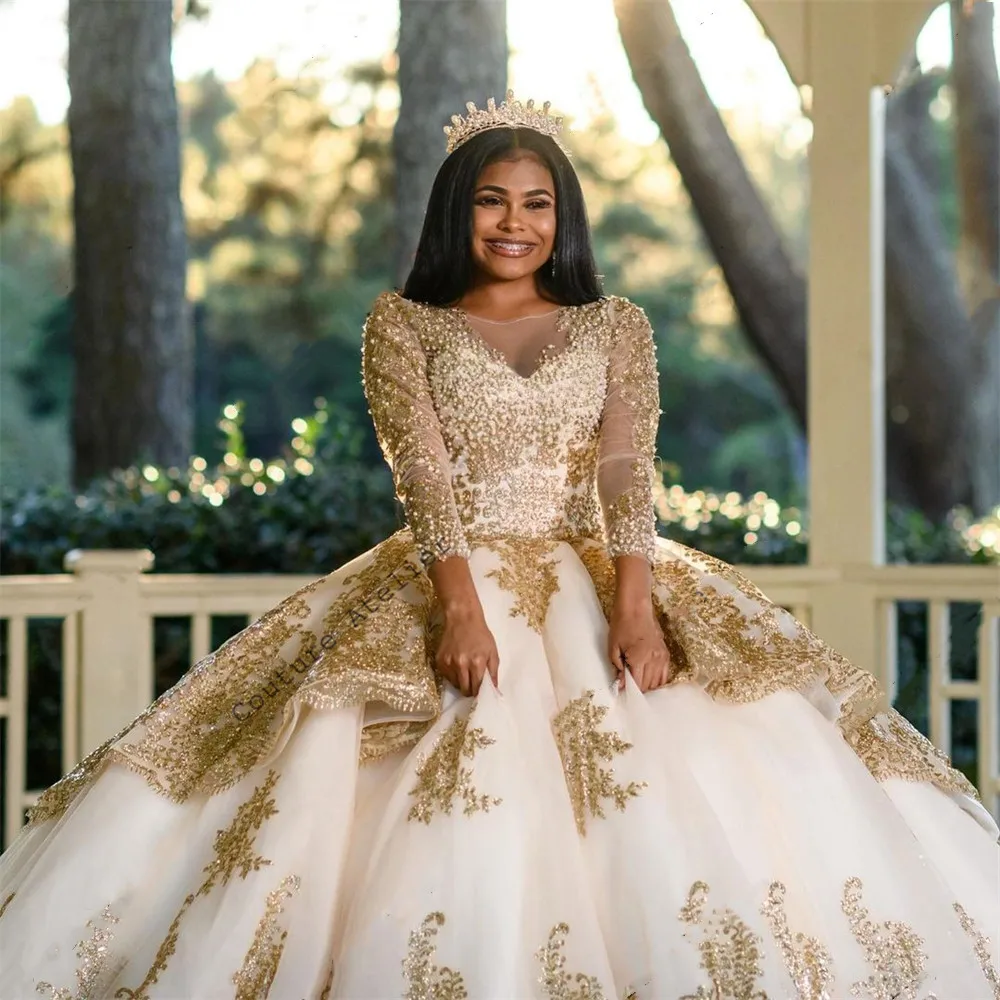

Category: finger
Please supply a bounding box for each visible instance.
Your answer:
[608,640,626,674]
[628,659,647,693]
[640,659,661,693]
[457,662,472,697]
[642,666,656,694]
[486,649,499,688]
[609,642,627,690]
[438,657,459,693]
[469,656,486,695]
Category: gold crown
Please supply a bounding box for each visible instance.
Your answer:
[443,89,565,154]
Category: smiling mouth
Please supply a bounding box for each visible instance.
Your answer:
[485,239,537,257]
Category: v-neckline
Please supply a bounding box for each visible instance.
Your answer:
[453,306,573,382]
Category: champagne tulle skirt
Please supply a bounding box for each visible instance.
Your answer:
[1,532,998,999]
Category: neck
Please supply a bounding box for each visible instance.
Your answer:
[458,274,553,318]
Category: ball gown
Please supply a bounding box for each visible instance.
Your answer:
[1,291,998,999]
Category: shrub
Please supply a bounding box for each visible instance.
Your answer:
[3,401,997,574]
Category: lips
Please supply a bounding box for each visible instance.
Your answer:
[485,239,537,257]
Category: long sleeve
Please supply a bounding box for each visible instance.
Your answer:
[361,292,471,565]
[596,298,661,563]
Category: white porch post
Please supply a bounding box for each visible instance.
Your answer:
[806,3,888,690]
[64,549,155,755]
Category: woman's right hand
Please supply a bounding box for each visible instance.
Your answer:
[434,604,499,697]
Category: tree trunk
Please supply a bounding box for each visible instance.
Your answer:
[613,0,999,516]
[67,0,190,487]
[393,0,507,288]
[950,0,1000,510]
[883,78,974,516]
[611,0,807,426]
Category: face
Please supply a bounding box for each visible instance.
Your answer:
[469,152,557,285]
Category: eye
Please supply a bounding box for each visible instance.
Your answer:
[476,195,504,207]
[526,199,553,210]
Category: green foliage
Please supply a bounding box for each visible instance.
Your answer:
[3,401,994,576]
[1,63,810,502]
[1,402,400,575]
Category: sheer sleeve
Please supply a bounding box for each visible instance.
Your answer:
[361,292,471,565]
[596,298,661,563]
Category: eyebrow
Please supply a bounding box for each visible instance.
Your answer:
[475,184,554,198]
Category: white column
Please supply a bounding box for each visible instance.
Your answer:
[64,548,155,755]
[806,3,887,687]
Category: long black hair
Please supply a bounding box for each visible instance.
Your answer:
[402,128,603,306]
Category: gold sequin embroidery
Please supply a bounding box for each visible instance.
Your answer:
[0,890,14,920]
[598,299,659,562]
[36,905,120,1000]
[571,536,980,810]
[402,912,468,1000]
[387,291,636,549]
[363,294,471,564]
[953,902,1000,999]
[407,714,502,824]
[27,532,446,824]
[484,537,561,633]
[231,873,301,1000]
[844,711,979,802]
[603,477,656,563]
[841,876,930,1000]
[678,881,767,1000]
[552,690,646,836]
[759,881,834,1000]
[116,770,282,999]
[536,923,607,999]
[360,718,436,766]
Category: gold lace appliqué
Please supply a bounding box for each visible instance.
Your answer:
[678,880,767,1000]
[27,531,449,826]
[36,905,121,1000]
[402,912,468,1000]
[116,769,282,999]
[759,881,834,1000]
[536,923,607,999]
[953,902,1000,999]
[407,713,502,824]
[552,689,645,836]
[841,876,931,1000]
[571,536,980,810]
[484,537,561,633]
[231,874,301,1000]
[844,711,979,801]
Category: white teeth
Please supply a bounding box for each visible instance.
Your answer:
[489,241,533,250]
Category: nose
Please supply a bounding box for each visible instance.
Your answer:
[497,203,525,232]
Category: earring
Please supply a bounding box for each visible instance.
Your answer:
[550,251,557,276]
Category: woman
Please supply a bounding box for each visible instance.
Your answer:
[1,92,997,999]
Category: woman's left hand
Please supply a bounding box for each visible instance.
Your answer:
[608,602,672,693]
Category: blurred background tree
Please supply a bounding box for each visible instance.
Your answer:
[67,0,191,487]
[394,0,508,285]
[0,0,996,527]
[614,0,999,518]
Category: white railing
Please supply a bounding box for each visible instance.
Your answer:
[1,550,998,849]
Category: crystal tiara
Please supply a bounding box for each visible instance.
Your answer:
[443,89,565,154]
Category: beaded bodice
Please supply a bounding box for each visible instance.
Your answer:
[361,291,661,565]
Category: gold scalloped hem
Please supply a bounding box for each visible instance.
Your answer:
[26,669,442,829]
[26,529,441,828]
